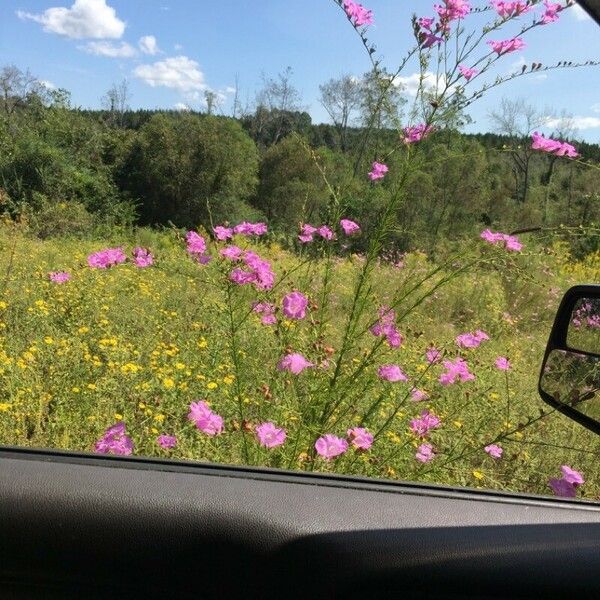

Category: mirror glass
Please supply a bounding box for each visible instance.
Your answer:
[567,297,600,355]
[540,349,600,421]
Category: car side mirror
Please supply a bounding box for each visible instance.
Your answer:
[539,285,600,434]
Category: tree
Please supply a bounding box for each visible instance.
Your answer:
[319,75,362,152]
[0,65,43,117]
[101,79,131,127]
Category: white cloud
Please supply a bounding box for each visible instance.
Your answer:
[394,71,453,96]
[139,35,159,55]
[82,40,136,57]
[174,102,191,111]
[38,79,57,90]
[17,0,125,39]
[572,3,592,20]
[174,43,183,51]
[545,116,600,130]
[224,86,237,94]
[133,56,207,93]
[591,103,600,114]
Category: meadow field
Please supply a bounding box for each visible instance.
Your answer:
[0,220,598,499]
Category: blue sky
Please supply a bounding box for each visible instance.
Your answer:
[2,0,600,141]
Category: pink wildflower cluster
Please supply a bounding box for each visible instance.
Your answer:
[277,352,314,375]
[94,422,134,455]
[572,301,600,329]
[531,132,579,158]
[410,410,442,437]
[87,247,127,269]
[343,0,373,27]
[315,427,374,459]
[378,364,408,382]
[487,37,526,55]
[253,302,277,325]
[426,346,442,364]
[439,357,475,385]
[495,356,511,370]
[549,465,585,498]
[282,291,309,320]
[133,247,154,268]
[370,306,403,348]
[185,231,212,264]
[229,250,275,290]
[491,1,530,18]
[49,271,71,284]
[484,443,503,459]
[411,388,430,402]
[256,422,287,448]
[403,124,434,144]
[368,161,389,181]
[347,427,374,450]
[435,0,471,22]
[458,64,478,81]
[456,329,490,349]
[480,229,523,252]
[157,434,177,449]
[340,218,361,236]
[187,401,224,436]
[298,224,335,243]
[213,222,268,240]
[541,0,562,24]
[416,442,435,463]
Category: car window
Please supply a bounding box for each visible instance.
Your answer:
[0,0,598,501]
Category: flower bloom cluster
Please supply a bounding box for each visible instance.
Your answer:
[133,247,154,268]
[298,224,335,243]
[229,250,275,290]
[213,222,268,240]
[256,422,286,448]
[410,410,442,437]
[347,427,374,450]
[426,346,442,364]
[368,161,389,181]
[456,329,490,349]
[411,388,430,402]
[340,219,361,236]
[315,426,375,459]
[531,132,579,158]
[370,306,403,348]
[253,301,277,325]
[541,0,562,25]
[277,352,314,374]
[403,123,434,144]
[187,400,224,436]
[282,291,309,320]
[484,443,503,459]
[49,271,71,284]
[435,0,471,23]
[480,229,523,252]
[416,442,435,463]
[495,356,511,371]
[571,301,600,329]
[378,364,409,382]
[343,0,373,27]
[458,64,478,81]
[94,422,134,455]
[487,37,526,55]
[87,247,127,269]
[157,434,177,449]
[439,357,475,385]
[185,231,212,264]
[491,1,530,18]
[549,465,585,497]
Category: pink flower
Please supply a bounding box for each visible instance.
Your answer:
[491,1,530,18]
[347,427,374,450]
[484,444,503,459]
[456,330,489,349]
[157,434,177,449]
[480,229,523,252]
[378,364,408,382]
[410,410,442,437]
[315,434,349,459]
[187,400,224,436]
[368,161,389,181]
[277,353,314,375]
[132,247,154,268]
[416,443,435,463]
[233,222,268,236]
[458,64,478,81]
[282,291,308,320]
[487,37,526,55]
[185,231,207,255]
[435,0,471,22]
[298,223,318,243]
[421,31,445,48]
[317,225,335,240]
[439,357,475,385]
[49,271,71,284]
[220,245,243,260]
[213,225,233,241]
[87,247,127,269]
[340,219,361,236]
[426,347,442,364]
[495,356,511,370]
[418,16,435,30]
[541,0,561,24]
[549,477,577,498]
[403,123,434,144]
[531,132,579,159]
[561,465,585,486]
[370,306,403,348]
[229,251,275,290]
[253,302,277,325]
[411,388,430,402]
[94,422,133,456]
[256,422,287,449]
[343,0,373,27]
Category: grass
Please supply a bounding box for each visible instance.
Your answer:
[0,221,599,499]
